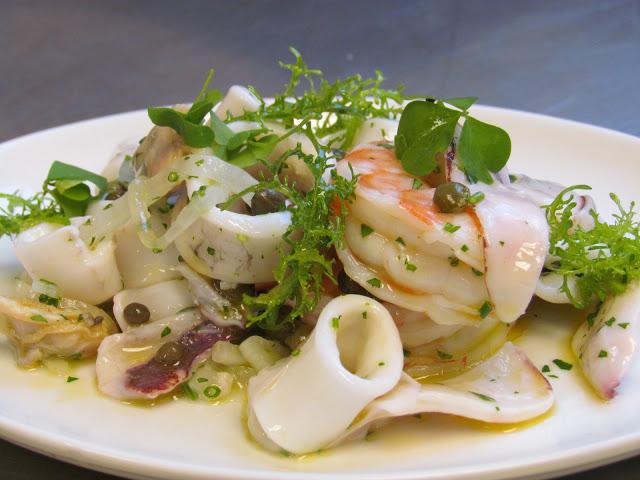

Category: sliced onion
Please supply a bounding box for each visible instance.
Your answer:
[30,278,59,300]
[80,153,259,253]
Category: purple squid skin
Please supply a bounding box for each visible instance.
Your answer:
[125,321,243,397]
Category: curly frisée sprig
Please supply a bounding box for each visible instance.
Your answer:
[220,147,357,331]
[545,185,640,309]
[235,47,407,150]
[0,191,68,239]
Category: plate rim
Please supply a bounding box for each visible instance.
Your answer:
[0,106,639,480]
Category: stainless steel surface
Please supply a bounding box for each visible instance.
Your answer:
[1,0,639,478]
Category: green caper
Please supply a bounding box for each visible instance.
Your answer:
[218,283,255,305]
[154,341,185,366]
[251,189,287,215]
[338,270,371,296]
[433,182,470,213]
[105,181,127,200]
[123,302,151,326]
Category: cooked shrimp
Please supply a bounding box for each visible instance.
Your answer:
[336,144,548,325]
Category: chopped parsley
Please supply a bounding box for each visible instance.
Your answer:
[469,191,486,204]
[437,350,453,360]
[541,365,550,373]
[331,316,341,329]
[30,314,47,323]
[395,236,406,246]
[471,267,484,277]
[360,224,374,238]
[160,326,172,338]
[405,259,418,271]
[443,222,461,234]
[604,317,616,327]
[469,391,496,402]
[38,294,60,307]
[478,301,493,319]
[367,278,382,288]
[66,376,79,383]
[461,244,469,252]
[552,359,573,371]
[207,246,216,256]
[598,350,609,358]
[411,178,423,190]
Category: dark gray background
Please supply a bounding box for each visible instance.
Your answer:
[1,0,639,478]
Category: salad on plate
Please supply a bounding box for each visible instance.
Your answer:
[0,49,639,457]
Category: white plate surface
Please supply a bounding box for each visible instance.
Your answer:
[0,107,639,480]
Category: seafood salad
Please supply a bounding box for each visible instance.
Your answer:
[1,49,639,457]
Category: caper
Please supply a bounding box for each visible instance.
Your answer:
[251,189,287,215]
[338,270,371,296]
[105,181,127,200]
[123,302,151,326]
[433,182,470,213]
[154,341,185,366]
[218,283,254,305]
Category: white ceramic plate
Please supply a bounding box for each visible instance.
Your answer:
[0,107,639,480]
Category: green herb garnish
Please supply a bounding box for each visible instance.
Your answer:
[66,376,79,383]
[220,148,357,332]
[44,161,107,218]
[394,98,510,183]
[443,222,460,233]
[478,301,493,319]
[367,278,382,288]
[360,224,374,238]
[148,69,222,148]
[30,314,48,323]
[546,186,640,308]
[437,350,453,360]
[469,391,496,402]
[552,359,573,371]
[160,326,171,337]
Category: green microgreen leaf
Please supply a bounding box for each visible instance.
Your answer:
[396,100,459,176]
[44,161,108,217]
[148,107,215,148]
[457,117,511,184]
[443,97,478,111]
